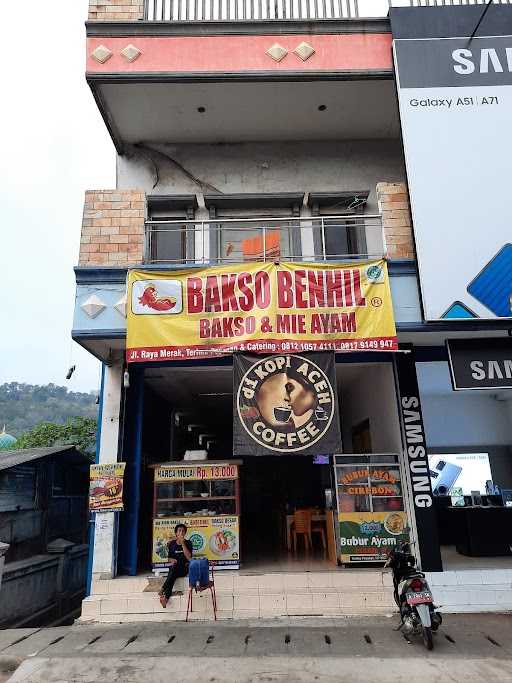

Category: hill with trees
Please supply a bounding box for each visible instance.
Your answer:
[0,382,98,438]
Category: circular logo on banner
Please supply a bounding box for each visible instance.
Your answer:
[189,533,205,553]
[237,354,335,453]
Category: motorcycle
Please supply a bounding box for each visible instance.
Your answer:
[384,538,442,650]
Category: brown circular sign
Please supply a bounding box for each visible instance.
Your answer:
[236,354,335,453]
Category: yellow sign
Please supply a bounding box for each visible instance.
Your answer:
[152,516,240,568]
[126,260,397,362]
[89,463,126,512]
[338,511,408,564]
[155,463,238,482]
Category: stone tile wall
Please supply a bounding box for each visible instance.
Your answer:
[377,181,415,260]
[79,190,145,267]
[88,0,144,21]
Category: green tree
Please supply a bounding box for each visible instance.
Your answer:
[14,417,97,456]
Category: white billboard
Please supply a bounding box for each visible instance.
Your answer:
[394,36,512,320]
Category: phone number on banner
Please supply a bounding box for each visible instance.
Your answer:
[127,337,398,362]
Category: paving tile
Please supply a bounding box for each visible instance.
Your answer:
[234,595,259,611]
[2,627,71,657]
[0,629,40,652]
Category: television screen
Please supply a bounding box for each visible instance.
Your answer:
[428,453,492,496]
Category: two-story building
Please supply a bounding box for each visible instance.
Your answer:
[76,0,512,622]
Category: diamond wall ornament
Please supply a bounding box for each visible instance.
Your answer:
[91,45,113,64]
[81,295,106,319]
[294,42,315,61]
[121,44,141,63]
[266,44,288,63]
[114,295,127,318]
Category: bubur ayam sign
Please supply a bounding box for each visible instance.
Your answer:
[233,353,341,455]
[126,260,397,362]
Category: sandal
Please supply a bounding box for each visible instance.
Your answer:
[159,593,168,608]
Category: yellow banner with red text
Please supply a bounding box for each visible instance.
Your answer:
[126,260,397,362]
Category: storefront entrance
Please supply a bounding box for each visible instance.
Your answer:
[138,357,408,574]
[241,455,331,570]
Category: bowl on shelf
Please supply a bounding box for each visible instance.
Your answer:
[200,493,209,498]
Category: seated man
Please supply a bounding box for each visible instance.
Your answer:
[159,523,192,608]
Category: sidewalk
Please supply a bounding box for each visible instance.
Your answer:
[1,615,511,682]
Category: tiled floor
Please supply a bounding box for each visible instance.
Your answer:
[441,545,512,571]
[240,551,335,574]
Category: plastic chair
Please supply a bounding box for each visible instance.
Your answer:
[185,562,217,622]
[311,519,327,556]
[292,509,313,554]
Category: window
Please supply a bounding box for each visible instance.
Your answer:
[0,465,36,512]
[309,191,369,259]
[205,194,303,263]
[146,195,197,263]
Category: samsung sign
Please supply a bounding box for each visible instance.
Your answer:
[396,350,441,572]
[394,36,512,321]
[447,338,512,390]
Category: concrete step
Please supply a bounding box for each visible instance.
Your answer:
[81,572,396,623]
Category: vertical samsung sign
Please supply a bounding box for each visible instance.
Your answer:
[396,350,442,572]
[394,35,512,321]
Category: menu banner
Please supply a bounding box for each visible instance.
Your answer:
[233,352,341,456]
[338,511,408,564]
[155,463,238,482]
[89,463,126,512]
[152,516,240,568]
[126,260,397,362]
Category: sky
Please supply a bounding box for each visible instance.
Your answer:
[0,0,114,394]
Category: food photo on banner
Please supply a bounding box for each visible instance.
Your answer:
[89,463,126,512]
[233,352,341,456]
[152,516,240,569]
[125,260,397,362]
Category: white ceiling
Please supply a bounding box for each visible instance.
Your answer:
[99,79,400,145]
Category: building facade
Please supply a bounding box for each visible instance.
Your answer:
[75,0,512,621]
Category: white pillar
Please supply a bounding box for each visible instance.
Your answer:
[92,360,123,579]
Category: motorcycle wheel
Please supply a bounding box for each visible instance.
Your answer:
[422,626,434,651]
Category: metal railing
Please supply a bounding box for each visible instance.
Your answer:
[389,0,512,5]
[143,0,510,20]
[144,214,384,265]
[144,0,386,21]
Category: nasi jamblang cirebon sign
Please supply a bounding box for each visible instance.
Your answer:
[89,463,126,512]
[126,260,397,362]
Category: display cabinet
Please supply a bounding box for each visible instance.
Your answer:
[151,461,242,571]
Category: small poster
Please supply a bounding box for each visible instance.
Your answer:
[338,511,408,564]
[152,516,240,568]
[89,463,126,512]
[233,352,341,456]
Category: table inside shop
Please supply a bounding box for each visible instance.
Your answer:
[286,512,326,552]
[449,506,512,557]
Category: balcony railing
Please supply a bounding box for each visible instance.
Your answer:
[144,0,387,21]
[390,0,512,6]
[144,0,510,21]
[144,214,384,265]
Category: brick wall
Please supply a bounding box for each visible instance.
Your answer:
[376,182,415,260]
[88,0,144,21]
[79,190,145,266]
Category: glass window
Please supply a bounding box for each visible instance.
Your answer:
[156,482,183,500]
[183,480,209,498]
[215,221,296,263]
[211,480,235,497]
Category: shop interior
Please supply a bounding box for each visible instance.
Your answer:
[417,360,512,570]
[139,359,405,574]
